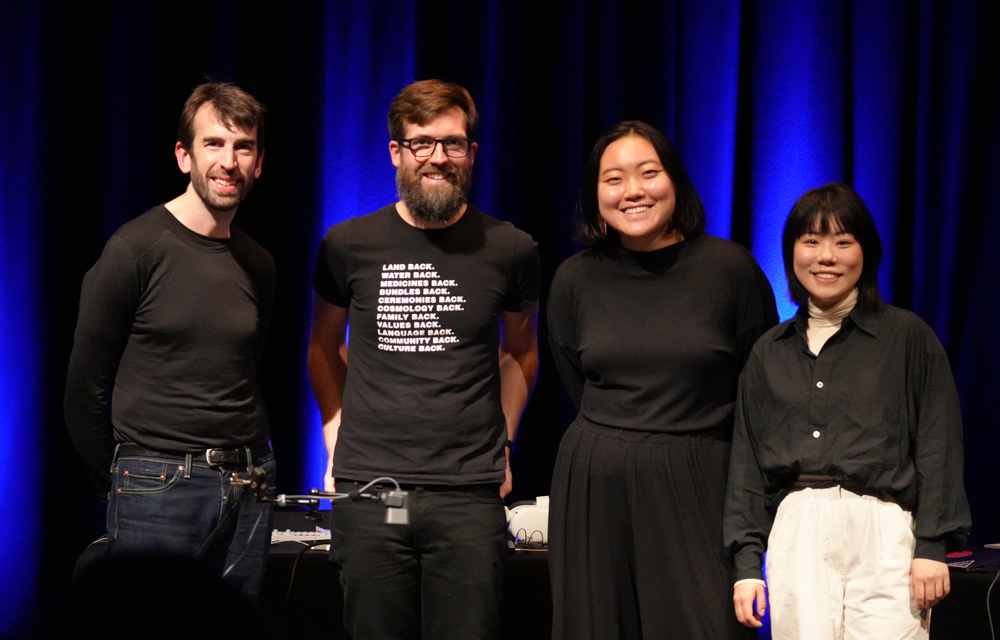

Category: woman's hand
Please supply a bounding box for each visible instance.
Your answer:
[733,581,767,628]
[911,558,950,610]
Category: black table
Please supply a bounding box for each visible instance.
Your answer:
[263,509,550,639]
[262,543,550,640]
[74,511,998,639]
[931,561,1000,639]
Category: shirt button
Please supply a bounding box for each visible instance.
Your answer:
[813,430,821,438]
[816,381,824,388]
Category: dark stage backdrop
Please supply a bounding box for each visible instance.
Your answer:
[1,0,997,633]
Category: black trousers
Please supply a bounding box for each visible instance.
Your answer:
[549,419,754,640]
[329,481,508,640]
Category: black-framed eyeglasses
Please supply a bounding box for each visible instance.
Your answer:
[396,136,472,159]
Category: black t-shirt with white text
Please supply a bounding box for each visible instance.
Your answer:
[313,204,540,484]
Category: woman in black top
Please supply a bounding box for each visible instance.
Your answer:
[723,183,971,639]
[547,121,776,639]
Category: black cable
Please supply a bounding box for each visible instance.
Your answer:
[222,505,266,578]
[987,568,1000,640]
[198,467,271,561]
[196,481,244,558]
[280,539,330,620]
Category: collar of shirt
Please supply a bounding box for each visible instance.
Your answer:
[773,302,883,343]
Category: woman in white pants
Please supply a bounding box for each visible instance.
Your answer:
[723,182,971,640]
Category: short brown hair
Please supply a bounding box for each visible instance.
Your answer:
[387,79,479,141]
[177,82,266,153]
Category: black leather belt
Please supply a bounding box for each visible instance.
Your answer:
[117,440,272,468]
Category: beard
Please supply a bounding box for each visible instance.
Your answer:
[189,162,255,214]
[396,163,471,224]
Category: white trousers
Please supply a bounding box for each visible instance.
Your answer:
[766,486,930,640]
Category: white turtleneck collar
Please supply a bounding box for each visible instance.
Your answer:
[805,288,858,355]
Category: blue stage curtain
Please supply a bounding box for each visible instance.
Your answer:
[0,3,41,633]
[1,0,997,632]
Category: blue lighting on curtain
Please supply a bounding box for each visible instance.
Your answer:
[461,0,512,224]
[850,0,910,305]
[0,2,993,635]
[748,3,849,321]
[911,0,976,340]
[313,2,415,489]
[674,0,742,240]
[0,4,40,633]
[321,3,414,230]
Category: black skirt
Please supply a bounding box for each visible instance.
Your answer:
[548,418,755,640]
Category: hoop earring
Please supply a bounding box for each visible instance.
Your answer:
[599,219,607,235]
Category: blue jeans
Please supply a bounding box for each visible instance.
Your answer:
[330,480,508,640]
[106,447,276,598]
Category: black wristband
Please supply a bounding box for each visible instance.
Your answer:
[504,438,514,450]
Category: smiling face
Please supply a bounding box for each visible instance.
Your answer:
[597,135,679,251]
[177,103,263,214]
[793,224,864,310]
[389,106,477,224]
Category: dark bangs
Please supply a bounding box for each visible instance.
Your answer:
[782,183,884,310]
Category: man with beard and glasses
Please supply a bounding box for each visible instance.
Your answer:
[64,82,277,598]
[309,79,541,640]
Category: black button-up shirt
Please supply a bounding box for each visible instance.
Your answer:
[724,303,971,581]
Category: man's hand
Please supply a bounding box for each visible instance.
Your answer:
[911,558,950,610]
[500,451,512,498]
[497,304,538,501]
[733,581,767,628]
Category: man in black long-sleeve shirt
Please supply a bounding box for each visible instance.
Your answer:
[64,82,276,597]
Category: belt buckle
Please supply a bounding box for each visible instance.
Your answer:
[205,448,222,467]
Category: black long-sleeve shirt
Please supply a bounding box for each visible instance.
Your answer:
[64,206,274,493]
[724,304,971,581]
[547,234,778,434]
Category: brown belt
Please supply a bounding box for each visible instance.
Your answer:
[791,474,900,506]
